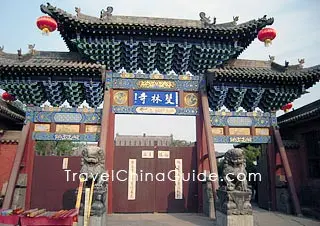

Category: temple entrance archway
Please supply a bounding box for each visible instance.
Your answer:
[112,115,197,213]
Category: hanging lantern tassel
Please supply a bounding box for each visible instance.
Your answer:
[36,16,57,35]
[258,27,277,47]
[264,38,272,47]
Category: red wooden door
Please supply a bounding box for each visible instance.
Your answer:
[113,146,198,213]
[113,146,155,213]
[31,156,81,210]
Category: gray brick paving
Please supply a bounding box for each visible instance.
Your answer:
[106,208,320,226]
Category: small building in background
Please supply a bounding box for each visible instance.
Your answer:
[278,99,320,218]
[114,133,174,147]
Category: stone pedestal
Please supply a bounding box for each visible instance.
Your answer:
[77,186,107,226]
[202,180,215,219]
[78,214,106,226]
[215,189,253,226]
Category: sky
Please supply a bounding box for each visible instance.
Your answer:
[0,0,320,149]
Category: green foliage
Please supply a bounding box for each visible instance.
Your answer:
[35,140,81,156]
[170,139,193,147]
[241,144,261,174]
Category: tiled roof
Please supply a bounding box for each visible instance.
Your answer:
[0,51,104,108]
[206,59,320,88]
[0,51,103,81]
[41,3,273,30]
[0,100,25,122]
[206,59,320,112]
[278,99,320,126]
[40,3,273,58]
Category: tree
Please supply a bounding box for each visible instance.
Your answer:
[170,139,193,147]
[35,140,81,156]
[241,144,261,174]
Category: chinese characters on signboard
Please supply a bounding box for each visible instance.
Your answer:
[175,159,183,199]
[128,159,137,200]
[142,150,154,159]
[229,136,253,143]
[134,91,179,107]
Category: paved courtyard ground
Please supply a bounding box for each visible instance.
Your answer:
[106,207,320,226]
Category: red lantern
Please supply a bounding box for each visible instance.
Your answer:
[281,103,293,113]
[2,92,15,102]
[258,27,277,47]
[36,16,57,35]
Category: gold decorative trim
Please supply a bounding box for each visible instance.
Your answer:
[229,127,251,136]
[178,75,192,80]
[113,90,129,106]
[34,123,51,132]
[137,80,176,89]
[184,92,198,107]
[150,73,164,79]
[255,128,269,136]
[85,125,101,133]
[56,124,80,133]
[136,107,176,114]
[212,127,224,135]
[120,72,135,78]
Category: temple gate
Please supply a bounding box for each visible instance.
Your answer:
[1,2,320,218]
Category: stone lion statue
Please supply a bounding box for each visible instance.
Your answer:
[222,148,249,192]
[79,145,106,187]
[78,145,107,216]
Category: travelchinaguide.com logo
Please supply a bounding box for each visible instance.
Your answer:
[64,169,261,182]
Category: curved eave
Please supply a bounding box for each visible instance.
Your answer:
[40,3,274,53]
[0,52,104,81]
[278,99,320,126]
[0,101,25,122]
[206,64,320,88]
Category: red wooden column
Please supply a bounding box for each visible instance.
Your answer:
[3,122,30,209]
[273,128,302,216]
[107,109,115,214]
[99,70,114,213]
[196,114,203,213]
[24,123,36,210]
[267,128,276,211]
[196,111,210,213]
[200,89,219,219]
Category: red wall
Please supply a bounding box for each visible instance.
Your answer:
[31,156,81,211]
[0,143,17,194]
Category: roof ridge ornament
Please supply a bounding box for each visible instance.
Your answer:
[199,12,216,27]
[17,49,22,60]
[28,44,36,55]
[100,6,113,20]
[269,55,275,62]
[75,7,81,17]
[298,58,305,68]
[0,46,3,54]
[233,16,239,25]
[285,61,289,68]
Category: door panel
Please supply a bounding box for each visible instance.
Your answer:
[113,146,198,213]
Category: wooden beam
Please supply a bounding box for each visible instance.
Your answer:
[3,122,30,209]
[273,128,302,216]
[200,90,219,219]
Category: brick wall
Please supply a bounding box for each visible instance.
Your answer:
[0,143,17,195]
